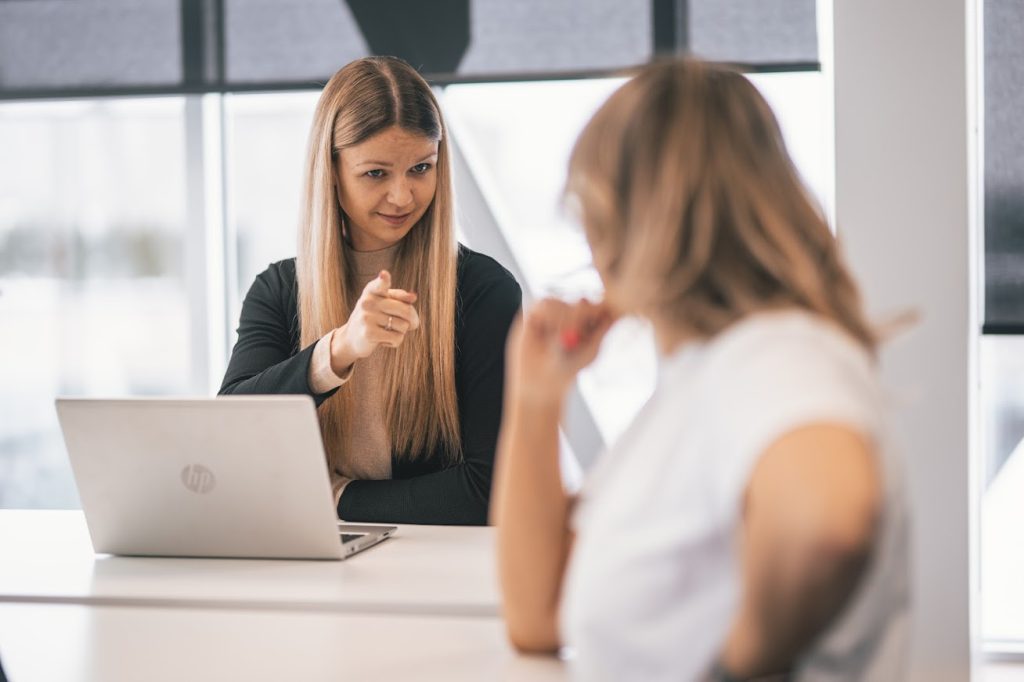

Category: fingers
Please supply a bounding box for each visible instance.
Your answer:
[360,300,415,347]
[387,288,417,304]
[508,297,614,404]
[524,298,570,343]
[357,270,420,334]
[374,326,408,349]
[355,312,409,348]
[371,296,421,331]
[522,298,613,351]
[375,312,413,335]
[333,270,417,360]
[559,299,615,353]
[362,270,417,304]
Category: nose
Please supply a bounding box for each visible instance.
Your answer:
[386,178,413,210]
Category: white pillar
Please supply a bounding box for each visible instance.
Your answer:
[831,1,976,679]
[184,94,230,394]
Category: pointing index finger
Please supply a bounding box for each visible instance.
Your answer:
[366,270,392,297]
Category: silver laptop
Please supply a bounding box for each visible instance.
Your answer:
[55,396,395,560]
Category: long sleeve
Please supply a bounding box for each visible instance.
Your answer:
[309,328,356,394]
[219,262,339,407]
[337,256,522,525]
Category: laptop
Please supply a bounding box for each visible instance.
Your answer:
[55,396,396,560]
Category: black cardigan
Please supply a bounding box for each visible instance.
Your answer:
[219,246,522,525]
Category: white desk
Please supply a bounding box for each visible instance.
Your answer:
[0,510,501,617]
[0,602,566,682]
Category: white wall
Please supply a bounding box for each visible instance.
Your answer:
[832,1,973,680]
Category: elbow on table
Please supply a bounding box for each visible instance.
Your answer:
[462,500,490,526]
[217,378,244,395]
[462,468,492,526]
[504,615,561,655]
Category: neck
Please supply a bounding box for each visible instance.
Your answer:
[348,241,401,278]
[652,318,699,355]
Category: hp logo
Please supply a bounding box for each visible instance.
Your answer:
[181,464,216,494]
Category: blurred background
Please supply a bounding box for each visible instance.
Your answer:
[0,0,1021,663]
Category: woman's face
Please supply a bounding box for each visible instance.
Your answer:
[335,126,439,251]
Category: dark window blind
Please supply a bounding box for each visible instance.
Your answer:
[0,0,818,99]
[0,0,182,92]
[984,0,1024,332]
[689,0,817,66]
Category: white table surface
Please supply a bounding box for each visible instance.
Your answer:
[0,510,502,617]
[0,602,567,682]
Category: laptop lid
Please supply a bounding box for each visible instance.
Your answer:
[56,396,350,560]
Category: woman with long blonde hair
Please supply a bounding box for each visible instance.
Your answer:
[221,56,521,525]
[493,59,908,679]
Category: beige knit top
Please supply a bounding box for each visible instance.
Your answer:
[308,243,401,495]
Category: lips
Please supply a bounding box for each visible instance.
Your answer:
[377,211,412,226]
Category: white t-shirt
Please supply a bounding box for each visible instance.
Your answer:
[560,311,909,682]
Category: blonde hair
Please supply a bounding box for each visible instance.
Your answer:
[567,59,876,353]
[297,57,461,470]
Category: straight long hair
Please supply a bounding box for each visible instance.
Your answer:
[567,59,877,353]
[296,57,461,470]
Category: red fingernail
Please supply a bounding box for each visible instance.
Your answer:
[560,329,580,351]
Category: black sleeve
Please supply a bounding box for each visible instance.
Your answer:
[218,264,339,406]
[337,272,522,526]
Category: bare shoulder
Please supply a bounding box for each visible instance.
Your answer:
[747,423,881,551]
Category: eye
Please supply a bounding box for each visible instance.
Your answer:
[364,169,385,179]
[411,163,433,174]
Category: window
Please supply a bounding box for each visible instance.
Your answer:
[0,69,830,509]
[442,71,830,446]
[224,91,320,325]
[0,98,191,508]
[981,336,1024,646]
[0,1,824,508]
[980,0,1024,650]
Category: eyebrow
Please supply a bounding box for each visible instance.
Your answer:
[355,153,438,168]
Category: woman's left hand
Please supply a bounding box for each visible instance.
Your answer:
[505,297,617,408]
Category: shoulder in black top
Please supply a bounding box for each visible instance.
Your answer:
[219,245,522,525]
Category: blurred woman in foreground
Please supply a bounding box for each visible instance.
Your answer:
[492,59,908,681]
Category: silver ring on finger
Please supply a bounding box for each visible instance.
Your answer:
[386,315,394,332]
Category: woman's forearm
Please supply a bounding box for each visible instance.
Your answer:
[336,460,493,525]
[220,343,324,398]
[492,297,614,653]
[492,396,572,653]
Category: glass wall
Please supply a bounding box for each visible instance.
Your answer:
[0,72,830,508]
[0,98,191,508]
[225,91,321,314]
[980,0,1024,650]
[981,336,1024,646]
[442,72,830,444]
